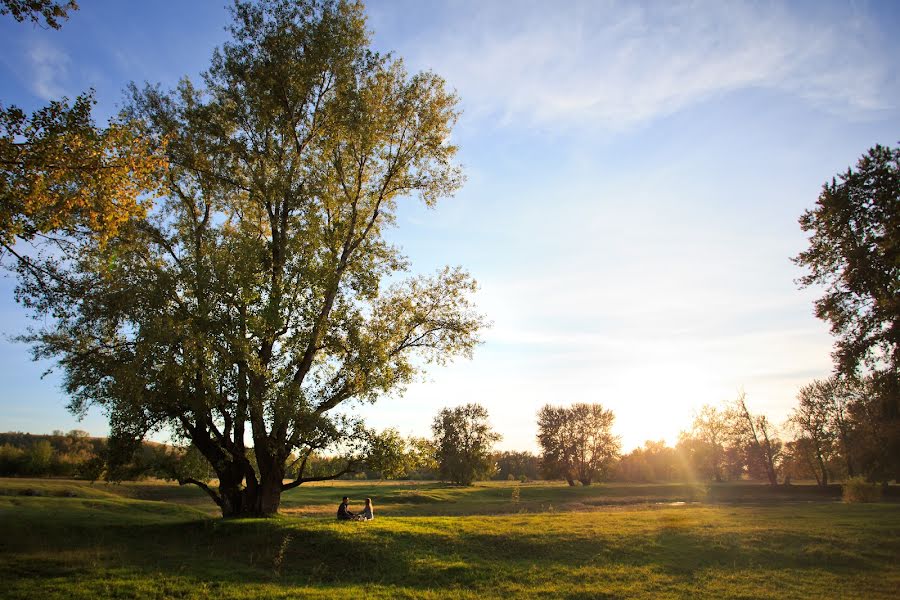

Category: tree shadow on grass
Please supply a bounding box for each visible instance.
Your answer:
[5,512,893,594]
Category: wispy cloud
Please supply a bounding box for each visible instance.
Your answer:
[26,39,71,100]
[404,1,894,130]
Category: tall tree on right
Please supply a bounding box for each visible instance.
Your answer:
[794,143,899,481]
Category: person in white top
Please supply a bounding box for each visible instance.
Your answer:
[360,497,374,521]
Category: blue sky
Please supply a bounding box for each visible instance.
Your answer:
[1,1,898,451]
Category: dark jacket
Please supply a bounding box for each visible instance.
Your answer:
[337,502,355,520]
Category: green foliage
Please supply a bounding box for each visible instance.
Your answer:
[0,443,25,476]
[25,440,53,475]
[537,403,621,486]
[14,0,484,517]
[153,444,217,485]
[404,436,439,479]
[795,144,899,384]
[75,454,105,482]
[492,450,540,481]
[0,0,77,29]
[794,144,900,482]
[432,404,500,485]
[843,476,883,503]
[846,379,900,483]
[363,428,411,480]
[617,440,681,483]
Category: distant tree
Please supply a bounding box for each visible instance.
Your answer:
[405,436,439,479]
[0,0,77,29]
[788,376,859,486]
[536,404,576,485]
[537,403,620,486]
[793,144,899,458]
[788,380,838,486]
[492,450,540,481]
[26,439,53,476]
[822,377,860,478]
[727,393,781,485]
[847,376,900,483]
[617,440,678,482]
[432,404,500,485]
[168,444,216,486]
[0,443,26,476]
[76,453,105,482]
[362,428,412,480]
[689,405,729,482]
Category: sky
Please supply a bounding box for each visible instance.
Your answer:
[1,0,898,452]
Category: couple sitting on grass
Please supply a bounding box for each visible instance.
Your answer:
[336,496,374,521]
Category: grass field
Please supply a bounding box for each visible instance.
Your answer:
[2,478,899,599]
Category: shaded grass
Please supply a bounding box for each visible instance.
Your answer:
[1,479,899,598]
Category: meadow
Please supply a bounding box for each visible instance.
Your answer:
[1,478,899,599]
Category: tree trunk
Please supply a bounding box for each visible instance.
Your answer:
[256,473,283,515]
[816,451,828,487]
[218,476,282,518]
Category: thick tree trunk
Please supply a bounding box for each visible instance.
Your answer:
[218,476,282,517]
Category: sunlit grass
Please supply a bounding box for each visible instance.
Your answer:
[2,478,898,598]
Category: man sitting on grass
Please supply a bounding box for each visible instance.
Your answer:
[336,496,356,520]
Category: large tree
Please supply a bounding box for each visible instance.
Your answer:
[15,0,484,517]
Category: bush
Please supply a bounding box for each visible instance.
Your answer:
[842,477,882,503]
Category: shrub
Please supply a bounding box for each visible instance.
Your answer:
[842,477,882,503]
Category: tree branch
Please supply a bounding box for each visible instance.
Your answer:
[177,477,223,507]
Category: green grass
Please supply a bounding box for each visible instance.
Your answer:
[2,478,898,599]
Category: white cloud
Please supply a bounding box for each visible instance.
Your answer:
[404,1,894,130]
[26,39,71,100]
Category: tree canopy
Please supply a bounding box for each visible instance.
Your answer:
[15,0,485,517]
[1,0,166,259]
[1,92,167,254]
[794,144,899,403]
[432,404,500,485]
[537,403,620,486]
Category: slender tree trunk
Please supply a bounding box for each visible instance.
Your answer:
[815,449,828,487]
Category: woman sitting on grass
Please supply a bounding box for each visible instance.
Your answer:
[360,497,374,521]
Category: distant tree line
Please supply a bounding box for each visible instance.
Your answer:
[0,430,215,482]
[2,378,895,486]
